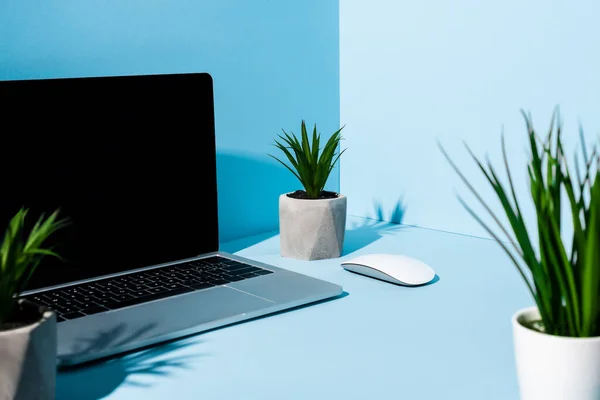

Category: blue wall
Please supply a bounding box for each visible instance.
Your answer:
[0,0,340,243]
[340,0,600,238]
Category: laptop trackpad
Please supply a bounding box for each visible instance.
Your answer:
[58,286,274,361]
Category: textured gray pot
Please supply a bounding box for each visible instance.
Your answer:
[279,193,347,260]
[0,302,57,400]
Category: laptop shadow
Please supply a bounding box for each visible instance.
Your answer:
[56,292,347,399]
[56,324,204,400]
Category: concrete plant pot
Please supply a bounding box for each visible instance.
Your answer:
[512,306,600,400]
[0,301,57,400]
[279,192,347,260]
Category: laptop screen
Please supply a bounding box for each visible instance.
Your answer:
[0,72,219,291]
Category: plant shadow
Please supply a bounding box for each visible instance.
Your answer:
[220,230,278,254]
[56,323,204,400]
[343,198,407,256]
[217,150,297,244]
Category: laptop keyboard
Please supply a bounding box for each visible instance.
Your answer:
[21,256,273,323]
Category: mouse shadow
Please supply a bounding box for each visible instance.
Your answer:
[424,274,440,286]
[56,323,205,400]
[343,198,407,256]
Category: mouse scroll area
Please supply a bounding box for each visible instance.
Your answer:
[341,253,436,286]
[341,263,404,285]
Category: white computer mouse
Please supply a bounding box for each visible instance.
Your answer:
[341,253,436,286]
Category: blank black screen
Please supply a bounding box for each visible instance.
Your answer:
[0,73,218,290]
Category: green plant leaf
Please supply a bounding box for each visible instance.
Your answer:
[581,173,600,336]
[270,122,345,198]
[441,108,600,337]
[0,208,69,324]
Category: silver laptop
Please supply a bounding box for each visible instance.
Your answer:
[0,72,343,367]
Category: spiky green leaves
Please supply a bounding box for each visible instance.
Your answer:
[440,109,600,337]
[0,208,69,324]
[269,120,345,198]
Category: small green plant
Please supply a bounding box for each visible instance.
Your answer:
[0,208,69,325]
[269,120,345,198]
[440,109,600,337]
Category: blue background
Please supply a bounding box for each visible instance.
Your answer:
[3,2,595,397]
[0,0,341,243]
[340,0,600,238]
[4,0,600,242]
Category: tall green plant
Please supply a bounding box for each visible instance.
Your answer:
[440,109,600,337]
[269,120,345,198]
[0,208,69,324]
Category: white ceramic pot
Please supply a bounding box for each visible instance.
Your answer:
[0,302,57,400]
[279,192,347,261]
[512,306,600,400]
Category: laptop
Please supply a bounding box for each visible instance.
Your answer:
[0,72,343,367]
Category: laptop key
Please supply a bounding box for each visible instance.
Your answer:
[204,272,223,280]
[113,293,134,301]
[92,297,113,305]
[131,290,152,297]
[166,283,183,290]
[179,279,201,286]
[147,287,168,294]
[109,288,130,296]
[31,296,51,306]
[74,295,94,303]
[92,292,111,299]
[106,281,123,289]
[60,300,82,310]
[239,272,258,279]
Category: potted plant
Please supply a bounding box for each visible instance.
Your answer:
[0,208,69,400]
[269,120,346,260]
[440,109,600,400]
